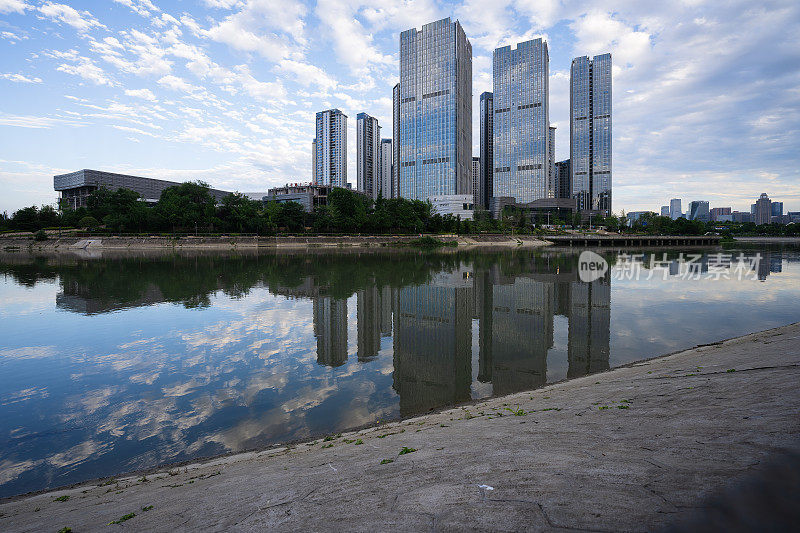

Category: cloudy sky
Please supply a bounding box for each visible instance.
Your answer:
[1,0,798,215]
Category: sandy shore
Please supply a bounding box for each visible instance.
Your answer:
[1,323,798,531]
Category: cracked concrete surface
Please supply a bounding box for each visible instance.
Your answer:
[1,323,799,532]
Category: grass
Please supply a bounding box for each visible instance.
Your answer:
[380,459,394,465]
[53,495,70,502]
[141,505,154,512]
[727,368,736,373]
[598,405,610,410]
[58,528,72,533]
[354,439,363,445]
[617,405,630,410]
[322,443,334,449]
[504,407,527,416]
[108,513,136,525]
[398,447,417,455]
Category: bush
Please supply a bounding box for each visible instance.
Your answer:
[34,229,48,241]
[78,216,100,229]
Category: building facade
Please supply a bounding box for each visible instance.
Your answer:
[478,91,493,209]
[356,112,381,199]
[392,83,401,199]
[314,109,347,188]
[570,53,612,215]
[688,200,710,222]
[670,198,682,220]
[753,193,772,225]
[379,138,393,199]
[429,194,475,220]
[554,159,571,199]
[264,183,332,212]
[709,207,731,221]
[771,201,783,217]
[398,18,472,201]
[471,157,480,207]
[661,206,670,216]
[548,125,556,195]
[493,38,551,204]
[54,169,230,209]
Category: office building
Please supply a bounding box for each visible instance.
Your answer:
[356,113,381,199]
[753,193,772,225]
[669,198,682,220]
[379,138,393,199]
[392,83,400,199]
[54,169,230,209]
[548,125,556,194]
[398,18,472,201]
[731,211,751,223]
[554,159,571,199]
[709,207,731,222]
[570,53,612,215]
[471,157,480,207]
[660,206,670,216]
[478,91,493,209]
[493,38,551,204]
[627,210,656,226]
[429,195,474,220]
[314,109,347,188]
[688,201,710,222]
[771,202,783,217]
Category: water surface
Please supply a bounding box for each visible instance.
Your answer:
[1,245,798,498]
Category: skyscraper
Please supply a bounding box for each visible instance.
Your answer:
[314,109,347,188]
[570,53,611,215]
[554,159,571,199]
[548,125,556,195]
[493,38,551,203]
[753,193,772,225]
[670,198,682,220]
[380,138,393,199]
[688,200,710,222]
[398,17,472,201]
[478,91,493,209]
[661,206,670,217]
[471,157,480,207]
[392,83,400,199]
[356,112,380,199]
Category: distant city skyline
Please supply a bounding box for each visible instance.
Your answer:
[1,1,798,214]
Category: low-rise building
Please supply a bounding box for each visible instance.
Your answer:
[490,196,576,223]
[429,194,475,220]
[54,169,231,209]
[709,207,731,221]
[264,183,332,212]
[626,210,656,227]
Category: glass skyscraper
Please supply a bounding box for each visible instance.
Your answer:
[314,109,347,188]
[356,112,380,199]
[398,17,472,201]
[379,138,393,199]
[493,38,551,204]
[570,53,611,215]
[392,83,400,199]
[478,91,493,209]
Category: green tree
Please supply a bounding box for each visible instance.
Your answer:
[155,181,217,232]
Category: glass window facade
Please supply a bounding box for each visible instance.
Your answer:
[570,53,612,215]
[314,109,347,188]
[492,38,551,204]
[398,18,472,201]
[479,91,493,209]
[357,112,381,199]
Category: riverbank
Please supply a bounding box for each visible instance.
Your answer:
[2,323,798,531]
[0,234,552,252]
[734,236,800,243]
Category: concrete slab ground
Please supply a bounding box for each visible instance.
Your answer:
[2,323,799,532]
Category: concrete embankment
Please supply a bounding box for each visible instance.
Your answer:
[2,324,799,532]
[0,234,551,252]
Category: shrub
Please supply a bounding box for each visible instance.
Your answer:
[34,229,48,241]
[78,216,100,229]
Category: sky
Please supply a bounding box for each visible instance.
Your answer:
[1,0,799,216]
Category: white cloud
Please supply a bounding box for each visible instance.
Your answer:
[0,0,29,15]
[112,0,159,17]
[56,57,116,86]
[1,73,42,83]
[38,2,106,32]
[124,88,157,101]
[276,59,337,91]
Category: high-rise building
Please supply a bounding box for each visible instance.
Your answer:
[753,193,772,225]
[398,18,472,201]
[314,109,347,188]
[548,125,556,195]
[379,138,393,199]
[669,198,682,220]
[478,91,493,209]
[688,200,710,222]
[493,38,550,204]
[709,207,731,221]
[311,139,316,181]
[392,83,400,199]
[771,201,783,217]
[356,112,381,199]
[471,157,480,207]
[554,159,571,199]
[570,53,611,215]
[660,206,670,217]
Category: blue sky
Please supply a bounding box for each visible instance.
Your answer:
[1,0,799,215]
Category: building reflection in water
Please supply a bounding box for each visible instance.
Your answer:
[313,296,348,367]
